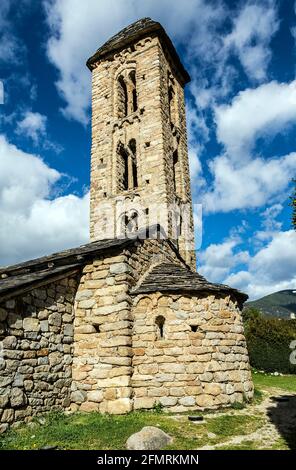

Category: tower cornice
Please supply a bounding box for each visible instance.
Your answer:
[86,17,190,85]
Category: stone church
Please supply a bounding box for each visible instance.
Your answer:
[0,18,253,431]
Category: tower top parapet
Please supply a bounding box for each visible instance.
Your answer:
[86,17,190,85]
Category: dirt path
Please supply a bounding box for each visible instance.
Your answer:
[197,388,296,450]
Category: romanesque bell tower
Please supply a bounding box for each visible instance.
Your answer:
[87,18,196,269]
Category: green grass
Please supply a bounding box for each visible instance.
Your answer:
[252,371,296,392]
[0,410,264,451]
[218,441,258,450]
[0,372,295,450]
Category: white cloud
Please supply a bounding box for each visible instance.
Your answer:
[189,0,278,113]
[199,229,296,300]
[254,203,283,241]
[200,79,296,214]
[223,2,279,81]
[186,102,208,187]
[215,80,296,159]
[16,111,47,144]
[44,0,135,124]
[225,230,296,299]
[15,110,63,153]
[43,0,279,125]
[199,237,249,283]
[43,0,278,129]
[0,0,24,64]
[203,152,296,213]
[43,0,224,124]
[0,134,89,266]
[0,81,3,104]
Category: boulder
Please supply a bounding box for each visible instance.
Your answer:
[126,426,172,450]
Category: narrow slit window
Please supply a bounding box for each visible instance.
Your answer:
[155,315,165,339]
[118,76,128,118]
[93,324,101,333]
[117,140,138,192]
[129,70,138,112]
[117,143,128,191]
[173,149,178,192]
[129,139,138,189]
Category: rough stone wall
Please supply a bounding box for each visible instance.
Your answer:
[90,35,169,242]
[71,239,185,414]
[131,292,253,412]
[89,33,196,270]
[71,252,133,415]
[157,41,196,268]
[0,275,79,432]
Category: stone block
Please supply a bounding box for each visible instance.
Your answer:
[106,398,132,414]
[110,263,128,274]
[195,394,215,408]
[203,383,222,396]
[48,313,62,327]
[87,390,104,403]
[80,401,99,412]
[133,397,155,409]
[179,396,195,406]
[159,363,185,374]
[78,299,96,309]
[2,335,17,349]
[10,388,26,408]
[75,290,93,301]
[96,376,130,388]
[126,426,172,450]
[1,409,14,423]
[159,396,177,406]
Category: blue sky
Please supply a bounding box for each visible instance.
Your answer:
[0,0,295,300]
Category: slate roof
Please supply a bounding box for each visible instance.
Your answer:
[86,17,190,84]
[132,262,248,303]
[0,225,247,304]
[0,225,161,302]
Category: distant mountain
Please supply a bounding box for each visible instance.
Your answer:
[245,290,296,319]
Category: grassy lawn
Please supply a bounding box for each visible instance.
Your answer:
[252,371,296,392]
[0,410,265,450]
[0,371,295,450]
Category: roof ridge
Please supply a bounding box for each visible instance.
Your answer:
[131,261,248,303]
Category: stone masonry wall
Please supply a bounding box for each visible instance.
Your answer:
[89,33,196,270]
[132,292,253,412]
[71,239,185,415]
[0,274,79,433]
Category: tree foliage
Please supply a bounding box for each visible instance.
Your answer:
[243,308,296,373]
[290,178,296,230]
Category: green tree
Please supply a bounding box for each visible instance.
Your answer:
[290,178,296,230]
[242,307,260,325]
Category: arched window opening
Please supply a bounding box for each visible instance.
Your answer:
[121,210,139,235]
[155,315,165,339]
[117,140,138,192]
[129,139,138,189]
[118,143,129,191]
[129,70,138,113]
[118,76,128,118]
[117,70,137,118]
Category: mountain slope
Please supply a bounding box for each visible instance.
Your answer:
[245,290,296,319]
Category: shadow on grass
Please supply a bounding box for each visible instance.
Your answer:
[267,394,296,450]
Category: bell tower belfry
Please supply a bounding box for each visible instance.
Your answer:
[87,18,196,269]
